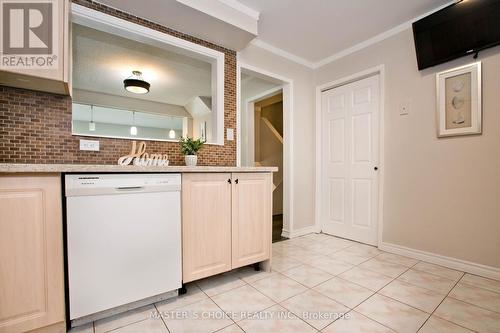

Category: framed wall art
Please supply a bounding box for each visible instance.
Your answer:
[436,62,482,137]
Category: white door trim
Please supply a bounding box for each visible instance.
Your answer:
[237,58,294,238]
[315,65,385,246]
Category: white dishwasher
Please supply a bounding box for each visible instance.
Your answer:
[65,174,181,323]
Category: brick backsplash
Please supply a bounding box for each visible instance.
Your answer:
[0,0,236,166]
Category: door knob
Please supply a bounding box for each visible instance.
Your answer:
[374,167,378,171]
[228,178,232,184]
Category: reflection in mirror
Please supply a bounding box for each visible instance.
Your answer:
[72,103,187,141]
[71,21,220,143]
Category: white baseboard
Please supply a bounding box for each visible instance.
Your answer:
[282,225,320,239]
[379,241,500,281]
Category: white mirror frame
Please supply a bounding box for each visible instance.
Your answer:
[71,3,225,145]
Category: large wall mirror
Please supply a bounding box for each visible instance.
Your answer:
[71,4,225,144]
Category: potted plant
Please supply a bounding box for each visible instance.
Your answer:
[179,137,204,166]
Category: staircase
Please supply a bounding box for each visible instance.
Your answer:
[256,116,283,214]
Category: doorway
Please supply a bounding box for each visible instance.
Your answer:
[238,65,293,242]
[254,92,284,241]
[319,73,382,246]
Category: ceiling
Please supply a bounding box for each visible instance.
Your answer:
[72,24,212,107]
[233,0,451,63]
[94,0,257,51]
[90,0,452,68]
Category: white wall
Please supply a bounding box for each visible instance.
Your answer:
[239,44,316,231]
[184,96,213,142]
[315,28,500,269]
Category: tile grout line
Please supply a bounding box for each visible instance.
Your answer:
[279,236,492,332]
[170,279,244,333]
[415,272,469,332]
[277,235,476,332]
[406,267,464,283]
[200,275,247,332]
[247,271,311,303]
[458,280,500,295]
[312,245,402,333]
[273,283,344,332]
[278,265,335,288]
[100,317,152,333]
[329,250,414,293]
[237,260,346,332]
[196,272,249,298]
[205,269,284,333]
[153,303,171,333]
[206,296,241,333]
[277,237,400,332]
[344,261,424,332]
[329,308,399,333]
[298,234,434,332]
[446,295,500,316]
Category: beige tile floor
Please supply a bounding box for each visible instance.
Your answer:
[70,233,500,333]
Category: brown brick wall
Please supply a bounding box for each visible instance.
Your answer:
[0,0,236,166]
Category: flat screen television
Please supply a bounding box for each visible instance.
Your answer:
[413,0,500,70]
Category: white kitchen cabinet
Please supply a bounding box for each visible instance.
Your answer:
[182,173,233,283]
[0,174,65,333]
[0,0,71,95]
[231,172,272,269]
[182,172,272,282]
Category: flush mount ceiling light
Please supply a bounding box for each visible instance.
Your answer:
[124,71,150,94]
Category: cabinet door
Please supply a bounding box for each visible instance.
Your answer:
[182,173,232,283]
[0,0,70,95]
[231,173,272,269]
[0,174,65,333]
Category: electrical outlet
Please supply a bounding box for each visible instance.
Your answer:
[80,139,100,151]
[400,101,411,115]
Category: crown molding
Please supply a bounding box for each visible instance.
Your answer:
[217,0,260,20]
[177,0,258,35]
[249,39,316,68]
[248,1,455,70]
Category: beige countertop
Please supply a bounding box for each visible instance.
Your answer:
[0,163,278,173]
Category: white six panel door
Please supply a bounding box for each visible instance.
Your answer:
[321,75,380,245]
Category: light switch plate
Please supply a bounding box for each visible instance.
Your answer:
[226,128,234,141]
[80,139,100,151]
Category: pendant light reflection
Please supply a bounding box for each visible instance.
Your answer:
[88,105,96,131]
[168,116,176,139]
[130,111,137,136]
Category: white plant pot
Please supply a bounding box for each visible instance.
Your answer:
[185,155,198,166]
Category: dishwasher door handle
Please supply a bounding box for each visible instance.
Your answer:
[115,186,145,192]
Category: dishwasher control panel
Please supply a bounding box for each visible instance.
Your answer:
[65,174,181,196]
